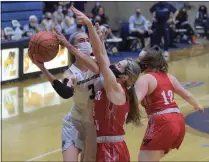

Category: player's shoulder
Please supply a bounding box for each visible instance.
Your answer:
[140,73,156,80]
[167,73,177,81]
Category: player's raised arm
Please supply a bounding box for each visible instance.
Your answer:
[169,74,204,113]
[72,7,126,105]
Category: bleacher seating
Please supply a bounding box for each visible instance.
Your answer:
[2,2,44,28]
[120,23,141,51]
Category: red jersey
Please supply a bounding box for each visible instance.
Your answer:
[141,72,178,115]
[93,85,129,137]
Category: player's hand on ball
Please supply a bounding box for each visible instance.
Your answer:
[30,54,45,70]
[71,7,91,25]
[53,28,68,47]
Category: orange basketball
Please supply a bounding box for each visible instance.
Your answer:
[28,31,59,62]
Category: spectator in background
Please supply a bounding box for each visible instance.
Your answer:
[97,7,108,25]
[65,19,86,35]
[129,8,153,49]
[195,5,209,39]
[61,10,76,34]
[91,2,101,17]
[150,1,177,56]
[93,15,102,25]
[58,1,72,13]
[23,15,42,37]
[175,7,195,43]
[52,5,64,24]
[41,12,54,31]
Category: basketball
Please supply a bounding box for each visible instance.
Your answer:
[28,31,59,62]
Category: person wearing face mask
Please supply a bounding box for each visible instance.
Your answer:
[70,8,142,162]
[52,5,64,25]
[195,5,209,39]
[129,8,153,49]
[67,19,86,35]
[23,15,42,37]
[41,12,54,31]
[66,8,142,162]
[175,7,195,43]
[31,28,101,162]
[91,2,101,17]
[150,2,177,59]
[61,10,76,35]
[96,7,108,25]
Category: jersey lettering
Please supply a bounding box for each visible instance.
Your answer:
[77,74,100,85]
[161,90,174,105]
[88,84,95,100]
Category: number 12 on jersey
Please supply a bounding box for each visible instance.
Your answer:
[161,90,174,105]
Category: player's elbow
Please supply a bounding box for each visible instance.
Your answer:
[52,80,74,99]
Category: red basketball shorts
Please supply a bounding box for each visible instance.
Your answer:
[140,113,186,153]
[97,141,130,162]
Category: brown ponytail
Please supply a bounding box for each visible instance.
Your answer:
[126,86,141,126]
[124,59,142,126]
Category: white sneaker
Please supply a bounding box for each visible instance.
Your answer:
[163,51,169,62]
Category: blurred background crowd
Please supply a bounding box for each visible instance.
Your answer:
[1,1,209,55]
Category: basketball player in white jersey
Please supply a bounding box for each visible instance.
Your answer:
[31,31,103,161]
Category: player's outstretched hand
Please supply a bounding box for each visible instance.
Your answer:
[71,6,91,26]
[53,27,68,47]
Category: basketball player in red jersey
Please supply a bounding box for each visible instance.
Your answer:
[72,7,142,162]
[134,47,204,162]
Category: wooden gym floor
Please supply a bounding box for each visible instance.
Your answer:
[1,53,209,161]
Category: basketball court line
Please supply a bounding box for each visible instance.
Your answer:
[25,94,209,162]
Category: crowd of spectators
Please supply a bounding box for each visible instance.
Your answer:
[128,2,209,56]
[1,1,209,55]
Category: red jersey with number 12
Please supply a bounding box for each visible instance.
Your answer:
[141,72,178,115]
[93,84,129,137]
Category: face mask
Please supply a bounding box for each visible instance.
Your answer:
[109,65,125,78]
[136,12,141,17]
[78,42,93,56]
[46,17,51,20]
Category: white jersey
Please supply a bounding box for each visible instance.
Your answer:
[66,64,103,123]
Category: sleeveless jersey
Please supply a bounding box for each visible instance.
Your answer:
[66,64,103,123]
[141,72,178,115]
[93,84,130,136]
